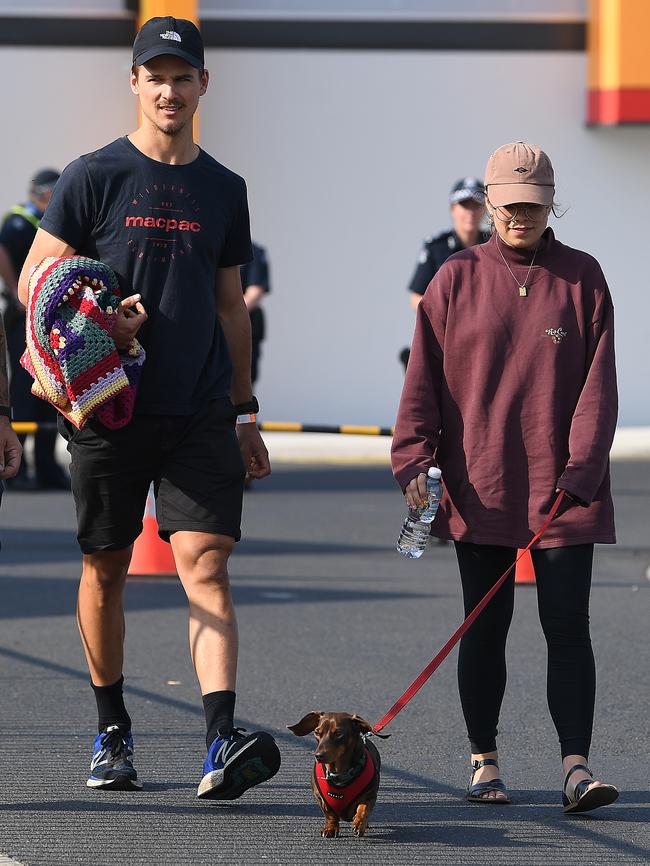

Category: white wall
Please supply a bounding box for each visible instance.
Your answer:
[0,48,133,204]
[204,49,650,427]
[1,46,648,426]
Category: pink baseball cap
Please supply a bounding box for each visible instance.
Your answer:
[485,141,555,207]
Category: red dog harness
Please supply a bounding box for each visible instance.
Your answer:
[313,747,376,818]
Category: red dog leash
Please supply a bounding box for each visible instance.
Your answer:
[373,491,566,733]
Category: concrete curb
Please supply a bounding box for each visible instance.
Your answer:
[262,426,650,465]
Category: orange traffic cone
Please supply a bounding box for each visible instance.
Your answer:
[128,486,176,577]
[515,548,536,584]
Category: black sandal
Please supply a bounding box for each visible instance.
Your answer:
[466,758,511,804]
[562,763,619,814]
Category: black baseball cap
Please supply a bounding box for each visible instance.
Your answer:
[449,177,485,206]
[132,16,204,69]
[30,169,60,194]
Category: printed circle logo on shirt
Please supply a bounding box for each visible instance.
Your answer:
[124,183,202,265]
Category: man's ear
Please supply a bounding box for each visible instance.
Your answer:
[199,68,209,96]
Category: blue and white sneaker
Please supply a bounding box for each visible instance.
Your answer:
[197,727,281,800]
[86,724,143,791]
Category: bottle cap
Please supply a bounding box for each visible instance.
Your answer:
[427,466,442,479]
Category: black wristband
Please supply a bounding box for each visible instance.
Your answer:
[564,490,589,508]
[232,395,259,415]
[0,406,12,419]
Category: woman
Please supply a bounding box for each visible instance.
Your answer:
[391,141,619,813]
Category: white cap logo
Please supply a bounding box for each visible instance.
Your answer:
[160,30,182,42]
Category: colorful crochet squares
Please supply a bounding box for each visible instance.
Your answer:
[21,256,145,429]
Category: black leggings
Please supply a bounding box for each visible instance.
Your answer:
[455,542,595,759]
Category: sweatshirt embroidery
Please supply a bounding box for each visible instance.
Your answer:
[545,327,568,344]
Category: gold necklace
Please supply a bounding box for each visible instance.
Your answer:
[495,234,540,297]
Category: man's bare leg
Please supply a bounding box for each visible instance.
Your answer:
[171,530,280,799]
[77,547,141,790]
[170,531,238,694]
[77,548,131,685]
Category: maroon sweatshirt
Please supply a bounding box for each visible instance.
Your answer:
[392,228,617,548]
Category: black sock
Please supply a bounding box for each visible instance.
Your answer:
[91,675,132,733]
[203,690,236,749]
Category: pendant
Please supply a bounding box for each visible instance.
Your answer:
[519,285,527,297]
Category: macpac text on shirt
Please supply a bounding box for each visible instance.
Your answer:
[124,216,201,232]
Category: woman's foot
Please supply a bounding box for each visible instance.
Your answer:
[562,755,619,814]
[467,751,510,803]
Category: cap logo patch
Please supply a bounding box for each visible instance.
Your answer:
[160,30,182,42]
[514,166,529,174]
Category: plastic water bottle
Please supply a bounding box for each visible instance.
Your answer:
[396,467,443,559]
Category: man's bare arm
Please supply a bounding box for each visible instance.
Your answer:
[18,228,75,306]
[215,266,253,405]
[215,266,270,479]
[0,313,9,407]
[0,314,22,478]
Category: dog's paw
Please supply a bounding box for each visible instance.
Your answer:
[321,824,340,838]
[352,804,369,837]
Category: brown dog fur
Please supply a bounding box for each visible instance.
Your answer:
[288,711,387,838]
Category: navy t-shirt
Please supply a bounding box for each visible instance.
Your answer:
[40,136,252,415]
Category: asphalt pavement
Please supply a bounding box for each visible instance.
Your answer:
[0,460,648,865]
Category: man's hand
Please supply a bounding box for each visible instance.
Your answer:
[112,294,147,350]
[404,472,429,510]
[236,423,271,480]
[0,418,23,480]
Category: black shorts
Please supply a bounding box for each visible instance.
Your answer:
[59,398,245,554]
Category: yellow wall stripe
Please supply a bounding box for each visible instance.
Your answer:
[588,0,650,123]
[138,1,200,138]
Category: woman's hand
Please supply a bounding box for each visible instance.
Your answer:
[404,472,429,510]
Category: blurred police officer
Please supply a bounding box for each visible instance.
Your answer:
[240,242,270,386]
[0,168,69,489]
[400,177,488,544]
[407,176,489,315]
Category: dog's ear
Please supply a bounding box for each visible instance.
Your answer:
[351,715,375,735]
[287,711,323,737]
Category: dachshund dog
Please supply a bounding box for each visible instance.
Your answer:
[288,711,388,838]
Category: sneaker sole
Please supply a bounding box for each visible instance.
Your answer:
[87,774,143,791]
[197,734,281,800]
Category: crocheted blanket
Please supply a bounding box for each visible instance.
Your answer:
[21,256,145,429]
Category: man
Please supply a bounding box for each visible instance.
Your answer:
[241,241,270,386]
[0,313,23,507]
[18,16,280,799]
[0,169,68,490]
